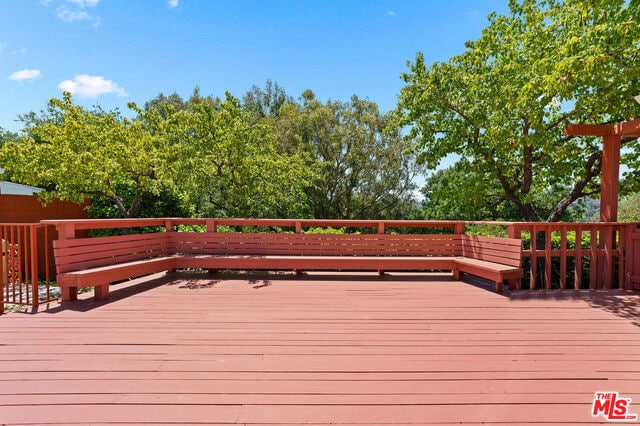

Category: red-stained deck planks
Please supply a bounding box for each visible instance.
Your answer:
[1,271,639,425]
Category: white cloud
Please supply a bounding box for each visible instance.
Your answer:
[168,0,178,7]
[8,69,42,82]
[58,74,127,97]
[53,0,101,25]
[57,9,92,22]
[387,10,397,17]
[65,0,99,7]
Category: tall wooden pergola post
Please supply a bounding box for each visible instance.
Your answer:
[564,118,640,222]
[564,118,640,289]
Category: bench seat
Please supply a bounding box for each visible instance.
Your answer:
[454,257,523,291]
[57,256,175,301]
[53,231,523,301]
[176,254,459,271]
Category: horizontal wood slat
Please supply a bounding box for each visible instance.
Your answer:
[171,233,462,257]
[54,233,171,273]
[176,254,459,272]
[462,236,522,267]
[51,231,524,302]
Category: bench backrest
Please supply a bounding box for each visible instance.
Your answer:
[53,233,171,273]
[171,232,463,257]
[462,235,522,267]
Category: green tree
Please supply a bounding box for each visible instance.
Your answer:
[0,127,19,149]
[143,92,314,218]
[416,161,522,221]
[271,91,423,219]
[0,94,166,218]
[397,0,640,222]
[618,193,640,222]
[242,80,293,123]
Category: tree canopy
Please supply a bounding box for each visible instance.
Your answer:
[142,92,314,218]
[0,92,316,219]
[0,94,164,218]
[257,89,424,220]
[0,127,18,149]
[397,0,640,222]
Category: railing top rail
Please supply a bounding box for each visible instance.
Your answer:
[467,221,635,226]
[40,218,468,230]
[0,223,49,227]
[40,218,168,230]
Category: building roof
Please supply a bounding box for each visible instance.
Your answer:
[0,181,42,195]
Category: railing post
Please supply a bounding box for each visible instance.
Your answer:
[377,222,385,275]
[589,225,598,289]
[29,225,39,307]
[617,224,628,290]
[57,223,76,240]
[559,225,567,290]
[55,223,78,301]
[544,226,552,290]
[575,227,582,290]
[205,219,218,274]
[0,232,3,313]
[530,224,537,290]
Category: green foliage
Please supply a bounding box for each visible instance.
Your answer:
[242,80,293,123]
[302,227,349,234]
[0,93,166,218]
[263,89,423,219]
[618,193,640,222]
[465,224,509,238]
[141,92,314,219]
[417,161,523,221]
[397,0,640,222]
[87,185,191,219]
[0,127,18,149]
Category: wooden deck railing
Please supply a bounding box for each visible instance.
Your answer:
[1,223,56,313]
[505,222,639,291]
[2,219,638,311]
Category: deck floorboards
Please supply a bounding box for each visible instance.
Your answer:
[1,271,639,425]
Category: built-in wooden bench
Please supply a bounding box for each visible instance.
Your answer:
[171,232,462,272]
[456,235,524,292]
[53,233,174,301]
[52,230,523,301]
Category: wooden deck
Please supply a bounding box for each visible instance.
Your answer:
[1,272,639,425]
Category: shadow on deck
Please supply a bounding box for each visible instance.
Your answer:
[1,271,639,425]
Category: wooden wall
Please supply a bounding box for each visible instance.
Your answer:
[0,194,88,223]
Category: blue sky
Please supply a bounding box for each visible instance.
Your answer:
[1,0,509,132]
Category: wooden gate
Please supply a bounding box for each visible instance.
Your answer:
[627,225,640,290]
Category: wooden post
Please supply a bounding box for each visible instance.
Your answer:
[378,222,385,272]
[559,225,567,290]
[574,227,582,290]
[295,221,303,275]
[55,223,78,301]
[206,220,218,274]
[600,135,621,222]
[29,225,39,307]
